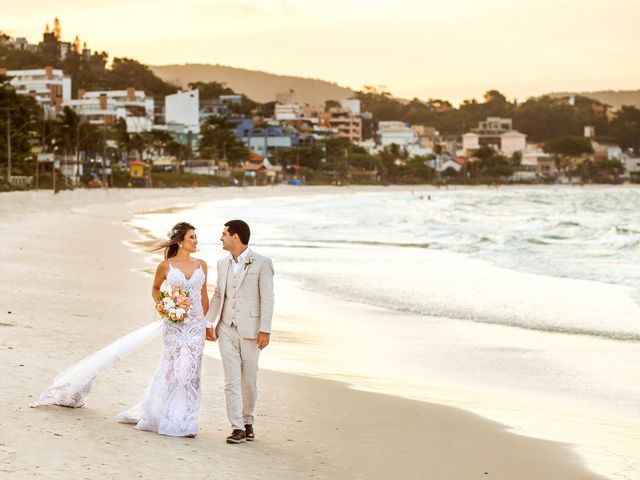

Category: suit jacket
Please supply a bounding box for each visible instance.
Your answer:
[205,248,274,339]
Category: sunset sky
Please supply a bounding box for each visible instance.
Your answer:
[2,0,639,104]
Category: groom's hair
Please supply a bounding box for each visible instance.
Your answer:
[225,219,250,245]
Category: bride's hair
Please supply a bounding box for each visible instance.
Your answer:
[150,221,196,259]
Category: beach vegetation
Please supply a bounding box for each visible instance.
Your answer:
[199,117,250,166]
[544,135,594,180]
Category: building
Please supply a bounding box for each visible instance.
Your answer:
[538,157,558,177]
[510,151,552,181]
[329,107,362,143]
[377,121,415,147]
[532,152,558,177]
[275,104,302,121]
[153,123,199,150]
[584,125,596,138]
[440,157,464,174]
[293,107,333,141]
[475,117,513,134]
[63,88,154,132]
[340,99,361,116]
[199,98,228,122]
[591,141,622,161]
[165,90,200,133]
[621,155,640,176]
[219,95,242,105]
[500,131,527,155]
[182,159,218,176]
[367,122,436,157]
[406,145,434,157]
[555,95,576,107]
[462,133,480,152]
[229,118,255,142]
[4,36,39,52]
[412,125,440,148]
[424,153,464,174]
[462,117,526,156]
[243,125,299,158]
[4,66,72,117]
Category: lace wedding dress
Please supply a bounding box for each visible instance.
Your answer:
[33,261,207,437]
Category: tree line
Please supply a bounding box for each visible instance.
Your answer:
[2,35,640,188]
[355,87,640,151]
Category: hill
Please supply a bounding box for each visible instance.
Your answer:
[547,89,640,109]
[150,63,355,105]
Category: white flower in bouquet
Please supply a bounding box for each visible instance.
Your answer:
[163,297,175,308]
[156,284,192,324]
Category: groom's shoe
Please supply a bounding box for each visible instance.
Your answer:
[244,424,254,441]
[226,429,246,444]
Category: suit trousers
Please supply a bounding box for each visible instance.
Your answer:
[218,321,261,430]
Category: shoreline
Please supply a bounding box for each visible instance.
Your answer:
[0,186,610,479]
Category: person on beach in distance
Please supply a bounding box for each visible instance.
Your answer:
[205,219,274,444]
[33,221,210,439]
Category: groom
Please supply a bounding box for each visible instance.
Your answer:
[205,219,274,444]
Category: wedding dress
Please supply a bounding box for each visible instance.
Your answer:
[32,261,207,437]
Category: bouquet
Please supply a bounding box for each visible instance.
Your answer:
[156,284,192,323]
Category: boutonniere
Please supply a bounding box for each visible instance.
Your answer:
[244,257,255,270]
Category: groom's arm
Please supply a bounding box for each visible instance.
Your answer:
[205,281,221,326]
[205,261,223,340]
[257,258,275,349]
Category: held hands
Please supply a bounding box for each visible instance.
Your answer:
[257,331,270,350]
[206,327,268,348]
[205,327,217,342]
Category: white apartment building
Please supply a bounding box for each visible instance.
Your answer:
[406,145,434,157]
[377,121,415,147]
[340,99,361,116]
[476,117,513,133]
[511,151,549,181]
[462,132,480,151]
[461,117,527,156]
[63,88,154,133]
[275,104,302,121]
[5,66,72,117]
[500,131,527,155]
[622,155,640,175]
[165,90,200,133]
[459,130,527,156]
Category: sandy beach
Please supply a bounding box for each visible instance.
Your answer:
[0,186,607,479]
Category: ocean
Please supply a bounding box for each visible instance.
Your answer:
[131,185,640,478]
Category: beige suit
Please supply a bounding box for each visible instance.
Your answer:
[205,248,274,430]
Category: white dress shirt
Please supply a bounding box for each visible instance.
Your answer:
[229,248,250,274]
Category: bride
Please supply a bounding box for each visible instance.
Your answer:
[32,222,209,438]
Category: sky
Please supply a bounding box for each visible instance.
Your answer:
[2,0,639,105]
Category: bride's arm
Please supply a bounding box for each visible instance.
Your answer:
[200,260,209,316]
[152,260,169,303]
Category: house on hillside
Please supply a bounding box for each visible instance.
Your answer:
[461,117,526,156]
[377,121,416,147]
